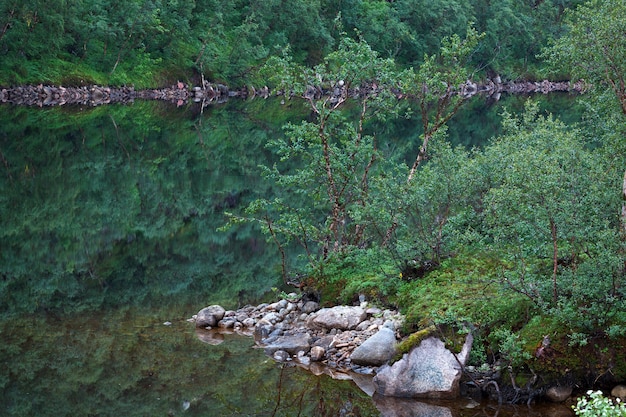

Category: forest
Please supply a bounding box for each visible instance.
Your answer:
[1,0,626,406]
[0,0,587,87]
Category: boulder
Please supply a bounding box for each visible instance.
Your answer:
[350,326,398,366]
[263,333,312,355]
[310,346,325,362]
[307,306,367,330]
[195,305,226,328]
[254,319,274,343]
[301,301,319,314]
[612,384,626,400]
[373,334,473,399]
[545,385,572,403]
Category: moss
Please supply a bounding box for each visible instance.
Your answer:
[395,325,437,358]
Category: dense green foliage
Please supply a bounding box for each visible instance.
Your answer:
[229,0,626,388]
[0,0,585,86]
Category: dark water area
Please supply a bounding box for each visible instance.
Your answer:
[0,96,580,416]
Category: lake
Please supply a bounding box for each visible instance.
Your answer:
[0,96,577,416]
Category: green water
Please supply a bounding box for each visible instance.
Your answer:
[0,98,577,416]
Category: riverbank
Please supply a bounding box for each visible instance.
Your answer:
[190,294,626,408]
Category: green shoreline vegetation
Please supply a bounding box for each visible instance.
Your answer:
[2,0,626,410]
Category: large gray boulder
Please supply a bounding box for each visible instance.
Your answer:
[195,305,226,328]
[263,333,312,355]
[373,334,473,399]
[307,306,367,330]
[350,326,398,366]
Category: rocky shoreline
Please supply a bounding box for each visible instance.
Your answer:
[190,295,626,408]
[1,78,586,107]
[191,294,497,402]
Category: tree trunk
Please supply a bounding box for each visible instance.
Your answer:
[550,217,558,304]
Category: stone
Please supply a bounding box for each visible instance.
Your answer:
[262,312,280,324]
[350,327,398,366]
[373,334,473,399]
[195,305,226,328]
[545,385,572,403]
[254,320,274,343]
[217,318,235,329]
[301,301,319,314]
[263,333,312,355]
[273,350,290,362]
[307,306,367,330]
[612,384,626,400]
[310,346,325,362]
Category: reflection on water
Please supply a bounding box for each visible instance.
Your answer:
[0,306,574,416]
[0,100,579,416]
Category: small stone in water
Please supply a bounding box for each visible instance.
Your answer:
[163,321,172,326]
[182,400,190,410]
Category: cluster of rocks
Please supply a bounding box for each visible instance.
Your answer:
[459,78,587,101]
[136,81,191,105]
[1,76,586,108]
[0,81,243,107]
[190,81,269,104]
[192,295,478,400]
[193,296,404,375]
[0,84,137,106]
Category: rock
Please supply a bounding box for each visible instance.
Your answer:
[273,350,290,362]
[373,334,473,399]
[254,320,274,343]
[310,346,325,362]
[262,312,280,324]
[263,333,312,355]
[301,301,319,314]
[242,318,256,328]
[307,306,367,330]
[217,318,235,329]
[350,326,398,366]
[612,384,626,400]
[545,385,573,403]
[195,305,226,328]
